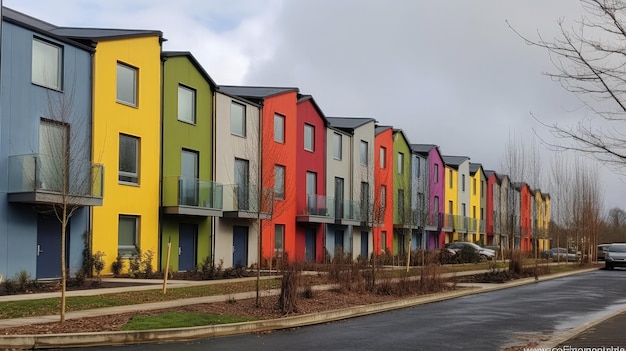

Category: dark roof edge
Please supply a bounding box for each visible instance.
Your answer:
[162,51,216,89]
[297,94,329,126]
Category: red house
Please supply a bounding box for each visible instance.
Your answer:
[295,95,330,262]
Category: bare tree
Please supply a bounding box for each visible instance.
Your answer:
[35,86,102,322]
[511,0,626,169]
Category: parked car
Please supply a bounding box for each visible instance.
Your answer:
[445,242,495,261]
[542,248,579,262]
[604,243,626,270]
[597,244,611,261]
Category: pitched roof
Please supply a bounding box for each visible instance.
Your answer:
[162,51,216,89]
[375,125,392,135]
[218,85,298,101]
[484,169,496,178]
[496,173,510,183]
[442,155,470,169]
[393,128,411,146]
[49,27,163,43]
[469,162,483,175]
[326,117,376,133]
[297,94,329,126]
[2,7,94,51]
[410,144,436,155]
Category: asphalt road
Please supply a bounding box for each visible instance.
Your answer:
[88,269,626,351]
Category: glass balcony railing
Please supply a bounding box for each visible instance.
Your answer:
[300,194,334,218]
[221,184,273,214]
[333,199,363,222]
[162,176,223,209]
[443,214,453,228]
[8,154,103,199]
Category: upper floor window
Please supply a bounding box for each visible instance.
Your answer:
[481,181,485,198]
[274,113,285,143]
[380,147,386,169]
[462,174,466,192]
[333,133,342,159]
[473,178,477,195]
[304,124,314,151]
[360,140,368,165]
[398,152,404,174]
[434,164,439,183]
[380,185,387,211]
[417,158,421,178]
[449,170,453,189]
[274,165,285,200]
[178,85,196,124]
[230,102,246,136]
[117,62,137,106]
[119,134,139,184]
[32,38,62,90]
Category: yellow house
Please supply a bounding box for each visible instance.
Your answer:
[469,163,486,244]
[54,29,164,273]
[444,165,458,243]
[540,193,551,251]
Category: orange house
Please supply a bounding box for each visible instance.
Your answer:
[374,126,394,253]
[218,86,299,263]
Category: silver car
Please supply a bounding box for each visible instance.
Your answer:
[604,244,626,270]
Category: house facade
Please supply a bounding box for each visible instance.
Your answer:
[160,52,219,271]
[392,129,413,255]
[295,95,330,262]
[411,144,445,248]
[374,126,394,254]
[1,9,100,279]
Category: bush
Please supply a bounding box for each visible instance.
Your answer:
[457,246,481,264]
[92,251,106,279]
[111,254,124,277]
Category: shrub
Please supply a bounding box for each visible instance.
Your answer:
[457,246,481,264]
[111,254,124,277]
[92,251,106,279]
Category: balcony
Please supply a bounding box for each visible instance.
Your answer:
[7,154,103,206]
[479,219,486,234]
[222,184,272,220]
[442,213,453,232]
[453,215,468,232]
[467,218,477,232]
[162,177,223,217]
[333,199,362,226]
[394,210,420,230]
[296,194,335,224]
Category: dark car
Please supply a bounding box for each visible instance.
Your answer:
[542,248,579,262]
[605,244,626,270]
[445,242,495,261]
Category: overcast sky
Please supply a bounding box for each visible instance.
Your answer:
[6,0,626,211]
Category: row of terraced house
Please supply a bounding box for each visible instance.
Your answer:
[0,8,551,279]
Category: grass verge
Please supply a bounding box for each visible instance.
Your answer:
[122,312,258,331]
[0,279,280,319]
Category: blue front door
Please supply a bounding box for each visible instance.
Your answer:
[305,228,316,262]
[179,223,197,271]
[361,231,368,260]
[36,214,63,279]
[334,230,344,254]
[233,226,248,267]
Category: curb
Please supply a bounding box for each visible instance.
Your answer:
[0,267,600,349]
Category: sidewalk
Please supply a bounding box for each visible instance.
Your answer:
[0,266,601,349]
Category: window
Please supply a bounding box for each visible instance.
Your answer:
[360,140,368,165]
[274,113,285,143]
[117,62,137,106]
[230,102,246,136]
[181,149,199,206]
[118,215,138,257]
[398,189,405,217]
[304,124,314,151]
[119,134,139,184]
[417,158,421,178]
[274,165,285,200]
[380,185,387,211]
[333,133,342,159]
[235,158,249,210]
[473,206,476,218]
[178,85,195,124]
[449,201,453,214]
[449,170,453,188]
[32,38,62,90]
[462,174,466,192]
[398,152,404,174]
[275,224,285,254]
[434,196,440,214]
[361,182,370,217]
[473,178,477,195]
[381,231,387,252]
[434,164,439,183]
[481,181,485,198]
[380,147,386,168]
[462,203,466,216]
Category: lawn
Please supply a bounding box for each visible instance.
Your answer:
[122,312,258,331]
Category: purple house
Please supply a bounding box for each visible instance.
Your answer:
[411,144,445,248]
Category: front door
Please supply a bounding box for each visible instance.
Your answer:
[233,226,248,267]
[36,214,63,279]
[305,228,316,261]
[178,223,197,271]
[361,231,368,260]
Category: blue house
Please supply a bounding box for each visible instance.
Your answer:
[0,8,101,279]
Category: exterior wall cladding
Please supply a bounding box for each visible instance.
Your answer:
[0,7,552,279]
